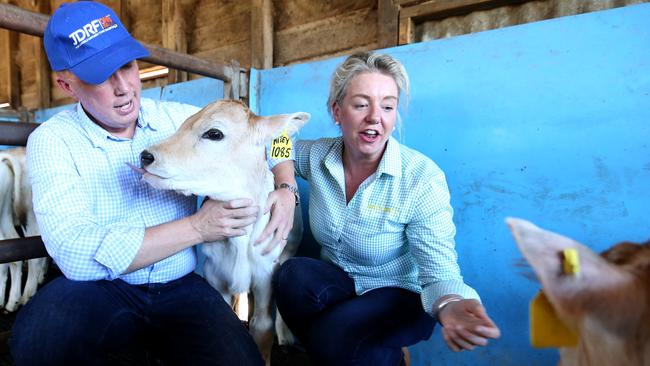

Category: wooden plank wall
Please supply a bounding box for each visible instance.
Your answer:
[0,0,647,110]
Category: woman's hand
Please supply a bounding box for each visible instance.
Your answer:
[255,187,295,255]
[438,298,501,352]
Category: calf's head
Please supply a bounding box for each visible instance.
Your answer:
[506,217,650,365]
[139,100,309,199]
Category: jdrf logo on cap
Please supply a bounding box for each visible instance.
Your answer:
[69,15,117,48]
[44,1,149,84]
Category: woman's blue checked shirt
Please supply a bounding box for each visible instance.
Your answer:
[295,137,480,316]
[27,98,202,284]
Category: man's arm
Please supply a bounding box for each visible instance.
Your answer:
[125,198,258,273]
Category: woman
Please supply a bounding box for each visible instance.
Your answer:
[274,52,500,365]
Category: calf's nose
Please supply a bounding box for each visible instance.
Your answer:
[140,150,155,167]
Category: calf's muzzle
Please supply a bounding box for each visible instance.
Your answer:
[140,150,155,167]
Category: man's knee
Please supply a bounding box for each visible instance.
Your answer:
[10,277,138,365]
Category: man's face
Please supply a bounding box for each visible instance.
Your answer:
[59,61,142,138]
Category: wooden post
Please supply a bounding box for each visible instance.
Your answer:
[33,0,50,108]
[163,0,189,84]
[377,0,399,49]
[250,0,273,70]
[1,28,20,107]
[398,16,414,45]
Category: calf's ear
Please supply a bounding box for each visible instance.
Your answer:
[252,112,311,145]
[506,217,639,332]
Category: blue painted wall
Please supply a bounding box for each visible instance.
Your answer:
[252,4,650,365]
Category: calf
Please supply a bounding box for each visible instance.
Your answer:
[506,217,650,366]
[138,99,309,364]
[0,147,48,312]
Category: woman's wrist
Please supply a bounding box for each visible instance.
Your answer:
[274,182,300,206]
[435,295,464,316]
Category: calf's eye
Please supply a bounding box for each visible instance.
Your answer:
[202,128,224,141]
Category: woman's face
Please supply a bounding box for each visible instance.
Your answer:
[333,72,398,163]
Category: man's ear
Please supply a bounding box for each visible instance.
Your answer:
[55,73,78,100]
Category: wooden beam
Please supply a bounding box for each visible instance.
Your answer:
[393,0,423,5]
[378,0,399,49]
[400,0,531,22]
[162,0,189,83]
[251,0,273,69]
[0,1,48,37]
[0,3,233,82]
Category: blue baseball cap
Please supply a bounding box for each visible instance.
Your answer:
[44,1,150,85]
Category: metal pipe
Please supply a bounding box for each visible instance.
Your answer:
[0,121,39,146]
[0,237,48,263]
[0,3,232,82]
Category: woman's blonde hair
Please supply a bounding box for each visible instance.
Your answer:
[327,51,410,117]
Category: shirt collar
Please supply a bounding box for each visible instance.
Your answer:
[75,99,154,148]
[138,98,159,131]
[377,137,402,178]
[324,136,403,179]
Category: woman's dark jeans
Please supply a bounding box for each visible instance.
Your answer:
[274,257,435,366]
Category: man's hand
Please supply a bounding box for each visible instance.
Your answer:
[255,187,295,255]
[190,198,258,243]
[438,299,501,352]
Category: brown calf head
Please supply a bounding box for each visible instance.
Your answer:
[140,99,309,199]
[506,217,650,366]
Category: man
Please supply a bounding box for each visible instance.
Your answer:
[10,2,297,365]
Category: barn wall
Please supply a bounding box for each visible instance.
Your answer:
[253,4,650,365]
[273,0,378,65]
[16,2,650,364]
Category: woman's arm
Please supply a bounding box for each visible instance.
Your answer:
[406,171,500,351]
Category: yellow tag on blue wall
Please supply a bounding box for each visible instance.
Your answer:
[270,131,292,159]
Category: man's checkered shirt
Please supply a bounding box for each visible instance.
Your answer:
[27,98,202,284]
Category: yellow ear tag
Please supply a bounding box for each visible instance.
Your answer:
[529,249,581,347]
[270,131,292,159]
[530,291,579,348]
[562,248,580,275]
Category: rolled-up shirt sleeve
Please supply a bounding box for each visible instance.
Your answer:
[293,139,314,180]
[406,171,480,316]
[28,128,143,281]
